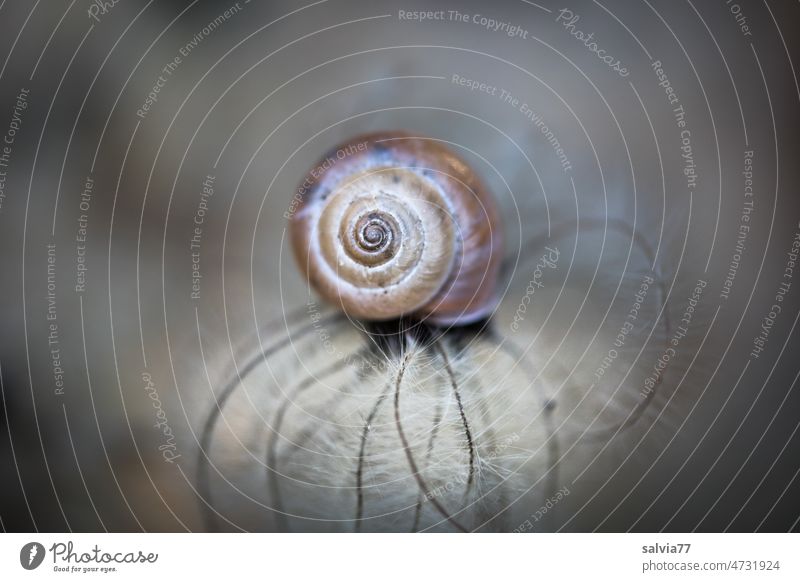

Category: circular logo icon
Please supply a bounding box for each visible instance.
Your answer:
[20,542,45,570]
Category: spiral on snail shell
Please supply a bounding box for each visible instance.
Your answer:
[289,132,503,325]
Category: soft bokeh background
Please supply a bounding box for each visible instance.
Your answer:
[0,0,798,531]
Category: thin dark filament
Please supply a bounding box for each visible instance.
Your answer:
[283,353,381,468]
[469,372,506,531]
[356,317,422,531]
[432,338,475,491]
[394,346,468,533]
[197,310,342,530]
[266,356,356,531]
[411,400,443,532]
[354,380,393,531]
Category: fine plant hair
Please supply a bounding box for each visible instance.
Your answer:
[197,217,676,532]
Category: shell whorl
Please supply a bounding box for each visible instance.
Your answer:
[290,132,502,325]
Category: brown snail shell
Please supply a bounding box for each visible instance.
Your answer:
[289,131,502,325]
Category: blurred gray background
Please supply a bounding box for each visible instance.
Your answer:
[0,0,798,531]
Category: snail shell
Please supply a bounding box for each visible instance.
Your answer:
[289,131,502,325]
